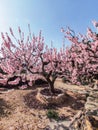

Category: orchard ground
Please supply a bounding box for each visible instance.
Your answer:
[0,78,89,130]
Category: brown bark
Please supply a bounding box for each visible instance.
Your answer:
[44,76,56,94]
[49,81,55,94]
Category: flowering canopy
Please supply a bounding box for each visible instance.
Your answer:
[62,20,98,85]
[0,21,98,92]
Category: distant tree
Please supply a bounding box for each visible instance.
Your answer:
[62,21,98,86]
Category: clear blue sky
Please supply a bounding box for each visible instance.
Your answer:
[0,0,98,48]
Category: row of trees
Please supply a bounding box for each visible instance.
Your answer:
[0,21,98,94]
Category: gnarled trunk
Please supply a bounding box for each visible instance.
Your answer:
[45,77,56,94]
[48,81,55,94]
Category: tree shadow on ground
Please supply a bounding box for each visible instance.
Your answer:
[24,90,47,109]
[23,89,86,111]
[0,98,12,117]
[56,91,86,110]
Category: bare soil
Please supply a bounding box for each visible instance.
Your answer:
[40,88,63,96]
[0,79,89,130]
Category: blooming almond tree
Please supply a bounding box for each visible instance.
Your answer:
[62,21,98,86]
[0,27,67,93]
[27,44,67,94]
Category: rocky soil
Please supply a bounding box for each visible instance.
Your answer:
[68,87,98,130]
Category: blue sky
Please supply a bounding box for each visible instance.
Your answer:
[0,0,98,48]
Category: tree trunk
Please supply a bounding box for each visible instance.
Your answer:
[45,77,55,94]
[48,81,55,94]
